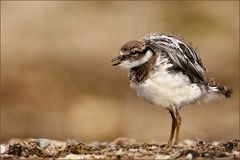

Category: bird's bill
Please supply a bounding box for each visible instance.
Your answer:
[111,55,124,66]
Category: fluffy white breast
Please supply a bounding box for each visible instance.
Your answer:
[130,55,205,108]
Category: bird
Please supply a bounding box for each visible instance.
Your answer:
[111,33,232,146]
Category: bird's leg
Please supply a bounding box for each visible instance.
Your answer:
[167,109,177,147]
[174,109,182,145]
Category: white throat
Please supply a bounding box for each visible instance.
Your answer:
[119,50,153,69]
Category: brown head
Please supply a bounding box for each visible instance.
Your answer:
[112,40,154,69]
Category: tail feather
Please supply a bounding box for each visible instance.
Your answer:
[207,79,232,98]
[217,86,232,98]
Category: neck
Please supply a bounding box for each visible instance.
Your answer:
[129,53,157,84]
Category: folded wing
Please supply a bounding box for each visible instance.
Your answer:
[143,33,207,83]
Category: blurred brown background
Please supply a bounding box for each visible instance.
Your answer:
[1,1,239,143]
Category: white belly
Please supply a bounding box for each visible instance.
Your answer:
[130,71,204,108]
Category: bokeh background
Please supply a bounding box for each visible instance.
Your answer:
[1,1,239,143]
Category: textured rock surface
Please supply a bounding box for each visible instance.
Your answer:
[1,138,240,159]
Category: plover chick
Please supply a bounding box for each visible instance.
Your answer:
[111,33,232,146]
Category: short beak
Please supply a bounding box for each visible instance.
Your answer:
[111,55,124,66]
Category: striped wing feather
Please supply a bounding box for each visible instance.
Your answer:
[144,34,207,83]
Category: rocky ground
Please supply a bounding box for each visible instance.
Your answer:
[1,137,239,159]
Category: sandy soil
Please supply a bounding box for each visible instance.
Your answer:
[1,137,239,159]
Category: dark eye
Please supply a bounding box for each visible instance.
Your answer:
[131,50,140,57]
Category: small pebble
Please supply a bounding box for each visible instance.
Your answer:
[128,148,138,152]
[115,149,123,155]
[186,153,193,160]
[150,145,157,150]
[0,144,7,154]
[212,141,220,146]
[38,139,50,148]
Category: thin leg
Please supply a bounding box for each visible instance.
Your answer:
[167,109,176,146]
[174,110,182,145]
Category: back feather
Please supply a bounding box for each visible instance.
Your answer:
[143,33,207,83]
